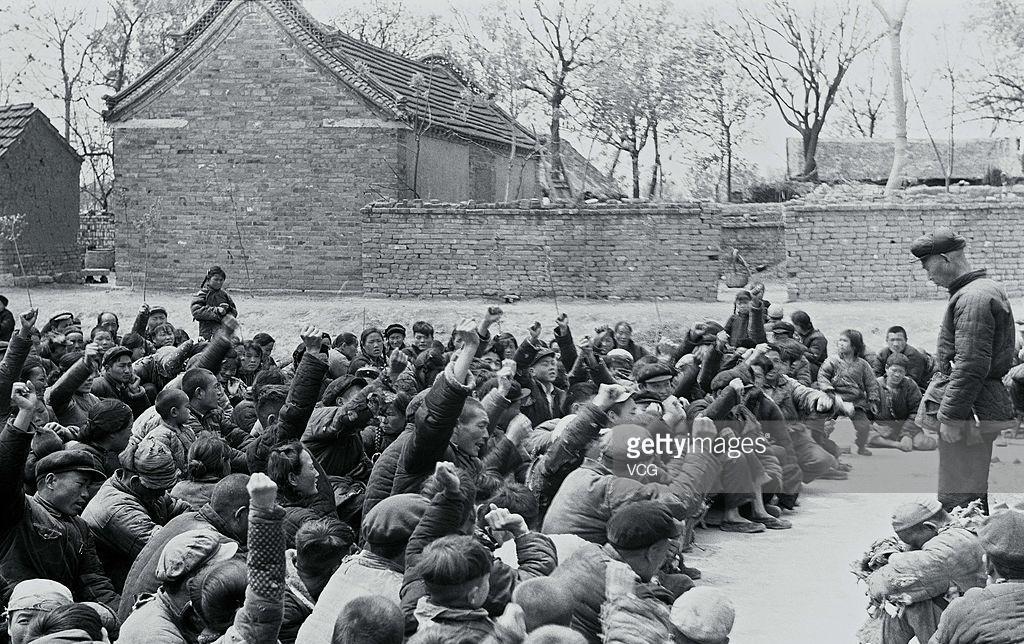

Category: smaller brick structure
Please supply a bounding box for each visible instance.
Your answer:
[79,209,115,251]
[0,104,82,284]
[719,204,786,273]
[360,200,722,299]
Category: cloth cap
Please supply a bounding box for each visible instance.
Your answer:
[384,324,406,338]
[0,295,7,307]
[35,450,105,482]
[910,229,967,261]
[767,303,784,320]
[58,351,84,373]
[48,312,74,326]
[362,493,428,546]
[770,321,796,336]
[155,529,239,583]
[607,501,681,550]
[102,345,133,368]
[6,579,73,613]
[149,306,167,316]
[710,366,753,393]
[530,347,557,367]
[979,507,1024,566]
[891,497,943,531]
[119,435,179,489]
[670,587,736,643]
[635,362,674,385]
[601,424,652,462]
[606,348,633,362]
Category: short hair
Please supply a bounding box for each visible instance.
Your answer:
[78,399,133,443]
[151,322,175,337]
[790,310,812,331]
[296,517,355,569]
[886,325,908,340]
[186,433,230,480]
[512,578,574,631]
[333,332,358,349]
[485,483,539,524]
[886,352,910,369]
[566,382,598,410]
[97,311,119,326]
[457,397,486,425]
[182,368,215,399]
[412,321,434,337]
[255,385,289,426]
[406,625,481,644]
[266,441,305,494]
[614,321,632,333]
[418,535,492,592]
[332,595,404,644]
[240,340,264,360]
[195,558,246,632]
[251,332,275,347]
[122,332,146,351]
[209,473,250,520]
[251,368,286,401]
[91,326,112,341]
[155,388,189,421]
[26,603,104,642]
[523,625,588,644]
[220,351,240,371]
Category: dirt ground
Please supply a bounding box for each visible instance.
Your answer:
[8,282,1024,643]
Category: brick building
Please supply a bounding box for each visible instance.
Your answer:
[0,104,82,282]
[104,0,543,290]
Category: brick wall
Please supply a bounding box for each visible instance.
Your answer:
[79,209,115,250]
[0,115,82,283]
[361,200,722,299]
[719,204,786,271]
[110,2,398,292]
[785,202,1024,300]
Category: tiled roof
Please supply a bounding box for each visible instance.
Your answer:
[0,103,79,161]
[105,0,539,149]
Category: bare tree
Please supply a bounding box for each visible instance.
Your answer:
[872,0,910,196]
[331,0,452,58]
[717,0,880,181]
[838,59,888,137]
[969,0,1024,124]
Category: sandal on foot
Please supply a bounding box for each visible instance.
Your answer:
[754,515,792,530]
[720,521,765,533]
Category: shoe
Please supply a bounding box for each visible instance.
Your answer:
[899,436,913,452]
[753,515,792,530]
[839,446,852,455]
[819,468,848,480]
[837,462,853,472]
[858,447,872,456]
[720,521,765,533]
[763,504,782,518]
[776,494,798,511]
[680,564,702,580]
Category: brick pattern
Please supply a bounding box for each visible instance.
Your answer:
[360,201,722,299]
[720,204,786,271]
[79,209,115,250]
[784,203,1024,300]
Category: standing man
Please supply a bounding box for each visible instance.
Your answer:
[911,229,1016,514]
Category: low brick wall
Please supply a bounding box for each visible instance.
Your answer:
[360,200,722,299]
[79,209,115,251]
[784,202,1024,300]
[720,204,786,271]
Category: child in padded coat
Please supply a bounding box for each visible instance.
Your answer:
[191,266,237,340]
[817,329,880,457]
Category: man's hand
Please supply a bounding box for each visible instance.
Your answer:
[593,383,628,411]
[127,374,144,391]
[528,321,542,344]
[247,472,278,510]
[139,304,150,315]
[453,318,480,349]
[505,414,532,446]
[497,372,513,398]
[388,348,408,376]
[939,422,962,443]
[300,325,323,354]
[556,313,569,332]
[814,395,834,413]
[19,309,37,331]
[692,416,716,440]
[11,382,37,412]
[482,306,503,329]
[605,560,638,597]
[221,314,240,336]
[675,353,696,370]
[484,503,528,538]
[716,330,729,348]
[754,343,770,355]
[433,461,460,494]
[663,396,687,422]
[729,378,745,395]
[497,359,517,379]
[84,342,101,365]
[750,282,765,303]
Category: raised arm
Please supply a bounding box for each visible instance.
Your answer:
[275,326,329,442]
[230,473,286,644]
[191,316,238,374]
[553,314,578,373]
[0,309,36,420]
[0,385,36,534]
[130,304,150,336]
[45,344,99,415]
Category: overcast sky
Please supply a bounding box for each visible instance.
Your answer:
[0,0,1013,191]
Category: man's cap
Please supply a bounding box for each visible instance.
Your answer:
[635,362,674,385]
[505,380,528,402]
[530,347,557,367]
[979,507,1024,567]
[384,323,406,338]
[119,435,180,490]
[149,306,167,316]
[607,501,681,550]
[35,450,106,482]
[102,345,133,367]
[601,424,651,462]
[354,365,381,380]
[670,587,736,643]
[767,303,784,320]
[891,497,943,532]
[48,311,74,325]
[910,229,967,261]
[5,579,73,613]
[770,321,796,336]
[606,348,633,362]
[362,493,428,546]
[633,390,665,409]
[155,529,239,583]
[886,352,910,368]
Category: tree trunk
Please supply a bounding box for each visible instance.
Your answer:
[608,148,621,181]
[648,119,661,198]
[725,125,733,202]
[630,149,640,198]
[548,92,569,196]
[799,131,819,182]
[946,77,954,190]
[506,122,517,201]
[875,0,910,196]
